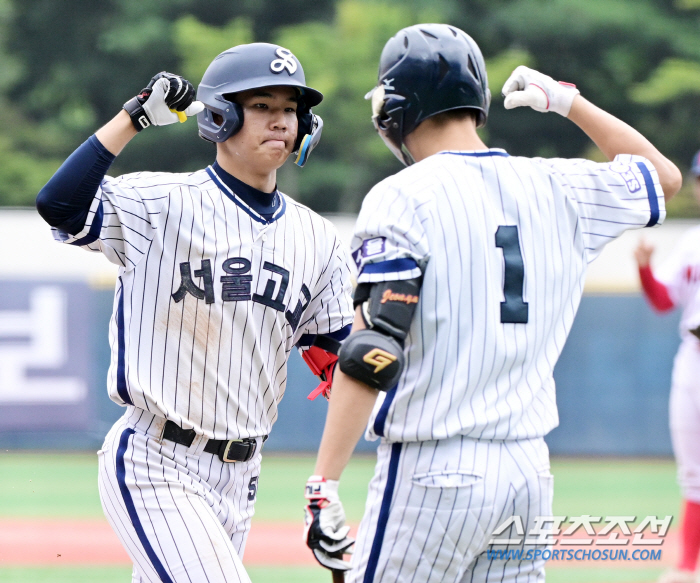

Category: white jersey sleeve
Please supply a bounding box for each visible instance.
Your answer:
[536,154,665,262]
[296,231,355,341]
[352,181,430,283]
[51,172,172,270]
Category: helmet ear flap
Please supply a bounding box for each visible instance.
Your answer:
[293,113,323,167]
[373,94,414,166]
[197,100,244,143]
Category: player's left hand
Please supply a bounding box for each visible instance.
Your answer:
[634,238,654,268]
[140,72,204,126]
[304,475,354,571]
[502,66,580,117]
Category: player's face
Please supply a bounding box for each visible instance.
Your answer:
[694,176,700,206]
[224,86,299,173]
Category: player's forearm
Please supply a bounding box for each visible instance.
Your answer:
[95,110,139,156]
[567,96,682,201]
[638,265,675,312]
[314,369,379,480]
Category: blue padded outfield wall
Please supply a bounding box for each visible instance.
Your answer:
[0,281,681,455]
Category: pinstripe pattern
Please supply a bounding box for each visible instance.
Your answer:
[52,164,354,582]
[348,436,553,583]
[348,149,665,582]
[352,151,665,443]
[52,166,354,439]
[98,407,257,583]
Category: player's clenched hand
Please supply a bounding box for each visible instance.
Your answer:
[634,238,655,268]
[304,476,354,571]
[124,72,204,131]
[502,66,580,117]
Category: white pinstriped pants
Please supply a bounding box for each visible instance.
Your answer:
[98,407,262,583]
[347,436,553,583]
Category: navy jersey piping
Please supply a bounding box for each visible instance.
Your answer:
[636,162,660,227]
[361,258,419,275]
[116,429,173,583]
[206,166,286,225]
[363,442,402,583]
[438,149,510,158]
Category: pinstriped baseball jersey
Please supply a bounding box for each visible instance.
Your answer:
[53,165,354,439]
[353,150,665,443]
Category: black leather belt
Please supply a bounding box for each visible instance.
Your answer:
[162,420,266,463]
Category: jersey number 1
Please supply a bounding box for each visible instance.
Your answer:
[495,226,529,324]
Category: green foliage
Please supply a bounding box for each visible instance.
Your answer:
[272,0,446,211]
[630,59,700,104]
[486,49,533,97]
[174,16,254,82]
[1,0,700,213]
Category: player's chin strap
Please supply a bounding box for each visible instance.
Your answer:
[294,114,323,167]
[302,334,341,400]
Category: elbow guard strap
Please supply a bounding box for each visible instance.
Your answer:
[337,330,405,391]
[354,278,421,342]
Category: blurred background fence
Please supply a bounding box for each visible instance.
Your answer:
[2,0,700,455]
[0,209,688,455]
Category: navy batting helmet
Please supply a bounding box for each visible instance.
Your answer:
[197,43,324,167]
[366,24,491,165]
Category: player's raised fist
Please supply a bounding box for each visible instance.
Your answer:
[502,66,580,117]
[123,71,204,132]
[634,238,655,268]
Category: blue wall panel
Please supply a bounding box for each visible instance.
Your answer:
[547,295,679,456]
[0,285,682,456]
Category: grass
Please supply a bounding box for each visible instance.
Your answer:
[0,566,669,583]
[551,458,680,522]
[0,451,378,522]
[0,452,104,518]
[0,452,683,582]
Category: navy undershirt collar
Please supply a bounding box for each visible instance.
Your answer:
[212,161,280,220]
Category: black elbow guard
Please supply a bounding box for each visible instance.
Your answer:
[338,330,405,391]
[354,277,421,342]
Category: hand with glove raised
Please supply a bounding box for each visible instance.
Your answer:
[304,475,354,572]
[123,71,204,131]
[501,66,580,117]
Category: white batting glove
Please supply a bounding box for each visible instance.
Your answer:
[142,76,204,126]
[123,72,204,132]
[502,66,580,117]
[304,475,354,571]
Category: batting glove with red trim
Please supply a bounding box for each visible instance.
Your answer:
[304,475,354,571]
[502,66,580,117]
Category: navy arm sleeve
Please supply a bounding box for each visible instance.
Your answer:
[35,134,116,235]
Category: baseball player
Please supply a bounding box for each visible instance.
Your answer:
[634,152,700,583]
[35,44,354,583]
[302,24,682,583]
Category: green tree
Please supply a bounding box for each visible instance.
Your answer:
[1,0,700,217]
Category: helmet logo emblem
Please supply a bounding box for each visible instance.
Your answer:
[270,48,298,75]
[382,78,395,91]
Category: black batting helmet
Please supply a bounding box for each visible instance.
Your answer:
[197,43,324,167]
[366,24,491,165]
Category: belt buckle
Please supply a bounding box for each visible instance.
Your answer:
[221,438,257,463]
[221,439,244,463]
